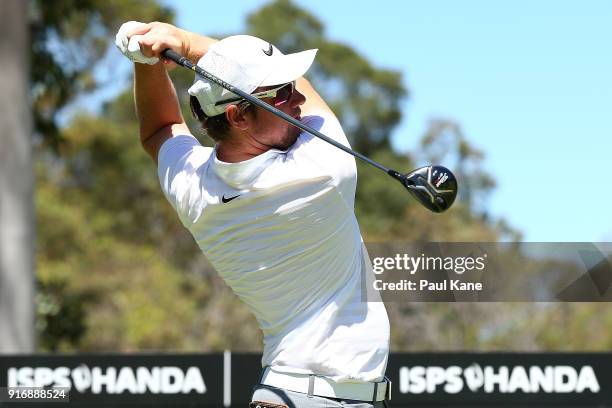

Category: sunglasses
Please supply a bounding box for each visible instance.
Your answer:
[215,81,296,108]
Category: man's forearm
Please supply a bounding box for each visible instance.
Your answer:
[134,62,183,146]
[133,27,217,144]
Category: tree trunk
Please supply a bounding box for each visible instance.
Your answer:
[0,0,35,353]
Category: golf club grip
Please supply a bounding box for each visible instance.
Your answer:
[159,48,391,174]
[162,48,192,69]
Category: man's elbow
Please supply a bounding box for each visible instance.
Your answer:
[140,122,191,162]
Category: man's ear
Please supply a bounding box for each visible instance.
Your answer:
[226,104,250,131]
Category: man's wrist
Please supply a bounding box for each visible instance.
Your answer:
[178,28,192,61]
[183,31,217,63]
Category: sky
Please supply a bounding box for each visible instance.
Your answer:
[158,0,612,242]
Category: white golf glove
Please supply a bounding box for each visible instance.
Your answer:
[115,21,159,65]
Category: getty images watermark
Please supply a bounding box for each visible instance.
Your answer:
[372,252,488,292]
[363,242,612,302]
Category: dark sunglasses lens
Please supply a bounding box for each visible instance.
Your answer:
[274,83,293,106]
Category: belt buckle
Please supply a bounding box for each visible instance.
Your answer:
[373,377,392,402]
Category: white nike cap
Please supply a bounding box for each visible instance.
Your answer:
[188,35,317,117]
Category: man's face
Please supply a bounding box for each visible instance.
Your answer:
[246,82,306,150]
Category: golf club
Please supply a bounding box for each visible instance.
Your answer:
[162,48,458,213]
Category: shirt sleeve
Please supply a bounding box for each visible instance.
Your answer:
[289,112,358,205]
[157,135,213,222]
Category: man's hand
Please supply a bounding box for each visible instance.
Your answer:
[115,21,189,68]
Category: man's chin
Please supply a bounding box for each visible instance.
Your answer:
[276,133,299,150]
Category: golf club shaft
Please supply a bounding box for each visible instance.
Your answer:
[162,49,393,175]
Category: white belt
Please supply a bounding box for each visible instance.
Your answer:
[260,368,391,402]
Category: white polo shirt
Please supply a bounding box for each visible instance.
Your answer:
[157,112,389,382]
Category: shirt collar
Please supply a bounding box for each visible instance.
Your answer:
[211,145,286,189]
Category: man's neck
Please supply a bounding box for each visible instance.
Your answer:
[215,135,270,163]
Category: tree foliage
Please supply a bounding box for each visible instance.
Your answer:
[420,119,497,215]
[29,0,173,149]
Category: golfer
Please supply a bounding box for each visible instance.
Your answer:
[116,21,391,408]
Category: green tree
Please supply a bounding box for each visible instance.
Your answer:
[29,0,173,149]
[420,118,496,214]
[30,0,187,351]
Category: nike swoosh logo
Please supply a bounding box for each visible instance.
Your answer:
[262,43,273,56]
[221,194,240,203]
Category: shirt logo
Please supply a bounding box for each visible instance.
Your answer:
[221,194,240,203]
[262,43,273,56]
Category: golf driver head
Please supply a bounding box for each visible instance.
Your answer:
[397,165,458,213]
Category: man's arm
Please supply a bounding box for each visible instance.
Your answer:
[126,22,216,162]
[134,63,187,162]
[296,77,335,119]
